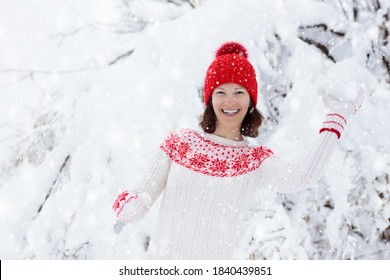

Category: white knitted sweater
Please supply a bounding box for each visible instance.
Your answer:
[113,113,346,259]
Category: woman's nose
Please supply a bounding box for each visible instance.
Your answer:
[224,94,236,105]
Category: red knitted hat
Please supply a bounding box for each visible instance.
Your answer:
[203,42,258,106]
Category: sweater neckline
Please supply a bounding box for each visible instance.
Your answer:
[194,130,249,148]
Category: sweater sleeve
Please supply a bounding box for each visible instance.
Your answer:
[256,112,347,193]
[256,132,338,193]
[113,148,171,223]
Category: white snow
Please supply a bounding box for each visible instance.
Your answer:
[0,0,389,259]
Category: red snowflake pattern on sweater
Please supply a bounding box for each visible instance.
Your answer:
[210,158,228,173]
[232,154,250,172]
[177,142,191,159]
[160,129,273,177]
[189,153,210,169]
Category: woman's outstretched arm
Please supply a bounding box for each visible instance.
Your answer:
[112,149,171,223]
[256,129,339,193]
[256,89,364,193]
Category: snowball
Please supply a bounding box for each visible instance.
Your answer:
[317,59,375,101]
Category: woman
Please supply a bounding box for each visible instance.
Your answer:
[112,42,363,259]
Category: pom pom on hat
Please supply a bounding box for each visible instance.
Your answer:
[215,42,248,59]
[215,42,248,58]
[203,42,258,106]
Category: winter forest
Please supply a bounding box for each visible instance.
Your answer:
[0,0,389,260]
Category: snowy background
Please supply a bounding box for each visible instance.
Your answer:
[0,0,389,260]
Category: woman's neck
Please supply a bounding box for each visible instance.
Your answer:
[213,126,243,141]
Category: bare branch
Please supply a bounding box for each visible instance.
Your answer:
[108,49,134,66]
[37,155,71,215]
[298,37,336,62]
[300,24,346,37]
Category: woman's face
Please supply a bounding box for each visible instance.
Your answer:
[211,83,251,130]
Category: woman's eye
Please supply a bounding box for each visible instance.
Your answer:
[216,91,225,94]
[235,91,244,94]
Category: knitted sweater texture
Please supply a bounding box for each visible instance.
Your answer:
[113,120,342,259]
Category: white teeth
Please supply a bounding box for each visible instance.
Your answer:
[222,109,239,114]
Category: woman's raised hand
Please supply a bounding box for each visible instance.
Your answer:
[318,86,365,116]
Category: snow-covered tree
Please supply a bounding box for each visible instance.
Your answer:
[0,0,388,259]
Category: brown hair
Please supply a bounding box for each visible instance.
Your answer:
[199,98,264,138]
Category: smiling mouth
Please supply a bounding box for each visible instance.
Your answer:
[222,109,240,116]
